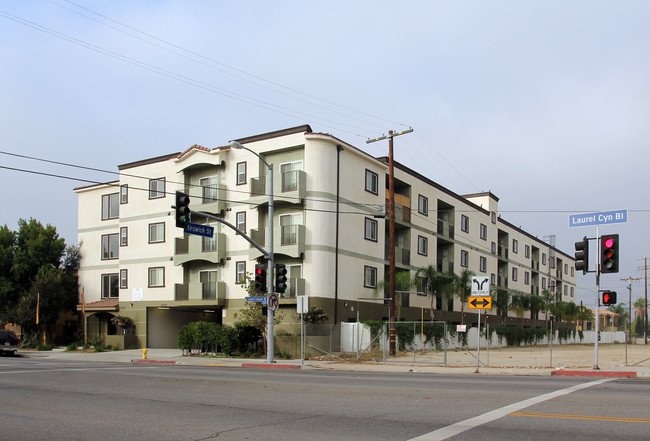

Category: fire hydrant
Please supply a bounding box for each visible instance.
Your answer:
[142,348,148,360]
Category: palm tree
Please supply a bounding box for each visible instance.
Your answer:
[373,270,412,320]
[508,292,529,327]
[528,294,545,328]
[415,265,454,322]
[494,288,511,325]
[607,303,628,331]
[450,268,474,325]
[541,289,555,328]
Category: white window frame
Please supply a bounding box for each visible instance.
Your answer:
[120,184,128,204]
[236,212,246,234]
[235,261,246,284]
[200,176,218,204]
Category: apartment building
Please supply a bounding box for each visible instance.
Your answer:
[76,125,576,348]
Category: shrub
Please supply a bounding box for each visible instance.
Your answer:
[20,331,39,348]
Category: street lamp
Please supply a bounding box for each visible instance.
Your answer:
[229,140,275,363]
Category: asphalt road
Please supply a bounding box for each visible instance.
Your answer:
[1,355,649,440]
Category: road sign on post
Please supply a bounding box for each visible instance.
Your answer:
[468,296,492,309]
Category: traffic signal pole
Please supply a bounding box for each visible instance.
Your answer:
[595,226,600,370]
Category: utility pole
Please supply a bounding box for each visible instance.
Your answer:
[638,258,649,344]
[367,128,413,356]
[620,277,640,351]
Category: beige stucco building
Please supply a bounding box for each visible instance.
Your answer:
[75,125,576,348]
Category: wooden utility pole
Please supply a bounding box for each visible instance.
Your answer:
[638,258,649,344]
[367,128,413,355]
[620,277,640,344]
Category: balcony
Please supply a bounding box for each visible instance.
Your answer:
[194,185,228,216]
[282,277,305,299]
[248,224,306,259]
[498,244,509,260]
[384,245,411,267]
[174,232,226,265]
[249,170,306,207]
[436,259,454,274]
[386,193,411,225]
[174,281,226,305]
[437,219,454,240]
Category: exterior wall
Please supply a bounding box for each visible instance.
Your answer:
[75,126,577,348]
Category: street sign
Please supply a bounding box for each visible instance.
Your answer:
[184,222,214,238]
[268,294,279,311]
[471,276,490,296]
[246,296,268,304]
[468,296,492,309]
[297,296,308,313]
[569,209,627,228]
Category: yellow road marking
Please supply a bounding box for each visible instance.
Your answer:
[510,412,650,423]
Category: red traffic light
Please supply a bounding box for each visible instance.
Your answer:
[603,238,614,249]
[602,290,617,305]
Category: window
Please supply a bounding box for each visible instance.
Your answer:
[571,287,574,297]
[120,185,128,204]
[235,262,246,284]
[149,178,165,199]
[202,222,216,251]
[525,245,530,258]
[491,212,497,224]
[281,161,303,192]
[364,266,377,288]
[148,223,165,243]
[148,267,165,287]
[101,273,119,299]
[542,278,547,289]
[480,223,487,240]
[542,253,547,265]
[200,176,218,203]
[101,193,119,220]
[280,213,303,245]
[564,285,568,296]
[417,236,428,256]
[480,256,487,272]
[571,267,575,277]
[461,215,469,233]
[101,234,119,260]
[120,227,128,246]
[491,242,496,254]
[237,162,247,185]
[364,218,378,242]
[236,212,246,235]
[460,250,469,267]
[199,270,218,299]
[524,271,530,285]
[564,263,568,274]
[491,273,496,286]
[512,239,519,254]
[418,195,428,216]
[365,169,378,195]
[512,267,518,281]
[119,269,128,289]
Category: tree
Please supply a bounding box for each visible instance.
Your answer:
[494,288,511,325]
[607,303,628,331]
[528,294,545,328]
[235,272,284,356]
[541,289,555,328]
[374,270,412,320]
[450,268,474,325]
[508,292,529,327]
[414,265,454,322]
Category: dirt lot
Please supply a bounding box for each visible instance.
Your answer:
[382,343,650,369]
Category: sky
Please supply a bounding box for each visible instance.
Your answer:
[1,0,648,311]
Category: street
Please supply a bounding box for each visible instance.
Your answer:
[0,355,649,440]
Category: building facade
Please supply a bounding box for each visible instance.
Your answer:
[76,125,576,348]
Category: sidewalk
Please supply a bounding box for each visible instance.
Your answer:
[20,348,650,377]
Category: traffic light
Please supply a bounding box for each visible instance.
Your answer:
[574,236,589,274]
[175,191,191,229]
[254,264,267,293]
[600,234,619,274]
[602,290,617,306]
[275,263,288,294]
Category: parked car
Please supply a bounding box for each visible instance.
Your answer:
[0,330,19,356]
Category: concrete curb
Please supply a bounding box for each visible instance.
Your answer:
[131,359,177,365]
[551,370,637,378]
[241,363,301,370]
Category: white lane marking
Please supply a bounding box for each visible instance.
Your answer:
[409,378,614,441]
[0,365,160,375]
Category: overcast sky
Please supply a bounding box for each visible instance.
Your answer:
[1,1,648,309]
